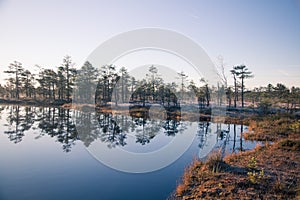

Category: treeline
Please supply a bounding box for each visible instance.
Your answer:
[0,56,299,112]
[0,56,76,102]
[244,83,300,112]
[0,57,212,107]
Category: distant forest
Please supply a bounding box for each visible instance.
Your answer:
[0,55,299,112]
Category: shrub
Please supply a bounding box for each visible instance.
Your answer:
[206,150,224,173]
[247,168,264,184]
[258,100,272,114]
[247,156,257,169]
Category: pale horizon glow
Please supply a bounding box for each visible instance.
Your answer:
[111,49,204,86]
[0,0,300,89]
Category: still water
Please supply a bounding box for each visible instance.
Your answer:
[0,105,258,200]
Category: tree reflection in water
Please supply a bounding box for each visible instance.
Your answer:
[1,105,186,152]
[2,105,78,152]
[4,106,26,143]
[33,107,77,152]
[0,105,246,154]
[197,121,210,149]
[97,112,126,148]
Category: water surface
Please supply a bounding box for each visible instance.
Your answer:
[0,105,258,200]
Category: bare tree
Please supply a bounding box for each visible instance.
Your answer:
[216,55,228,88]
[177,71,188,102]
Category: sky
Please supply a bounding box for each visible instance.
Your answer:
[0,0,300,89]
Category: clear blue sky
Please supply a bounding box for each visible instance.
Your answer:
[0,0,299,88]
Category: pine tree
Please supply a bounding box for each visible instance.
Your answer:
[232,65,253,108]
[4,61,24,99]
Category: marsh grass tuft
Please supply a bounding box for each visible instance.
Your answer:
[206,150,225,173]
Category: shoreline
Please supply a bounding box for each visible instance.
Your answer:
[2,99,299,125]
[174,114,300,199]
[0,98,69,107]
[0,98,266,123]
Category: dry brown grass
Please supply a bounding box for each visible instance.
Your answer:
[244,116,300,142]
[205,150,225,173]
[176,140,300,199]
[175,115,300,200]
[176,158,203,197]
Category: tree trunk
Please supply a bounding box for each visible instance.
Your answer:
[242,77,244,108]
[234,77,237,108]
